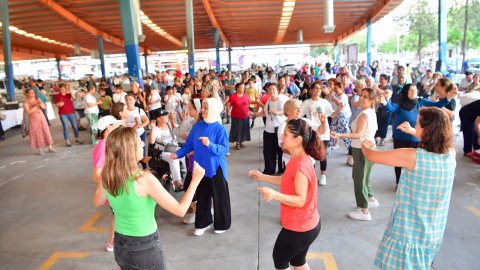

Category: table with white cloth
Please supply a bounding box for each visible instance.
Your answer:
[0,108,23,131]
[0,102,56,131]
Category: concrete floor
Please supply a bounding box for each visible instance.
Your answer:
[0,119,479,270]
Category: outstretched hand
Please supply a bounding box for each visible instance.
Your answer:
[397,121,415,135]
[248,170,263,181]
[257,186,276,202]
[191,161,205,183]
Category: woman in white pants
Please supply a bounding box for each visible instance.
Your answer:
[148,109,185,191]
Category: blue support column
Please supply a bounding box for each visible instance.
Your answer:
[366,20,372,66]
[227,48,232,71]
[97,36,106,78]
[56,59,62,79]
[214,28,220,73]
[119,0,143,87]
[186,0,195,77]
[1,0,15,101]
[438,0,447,73]
[335,44,340,64]
[144,53,149,75]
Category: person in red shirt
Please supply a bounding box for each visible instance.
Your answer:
[226,83,251,150]
[53,83,83,146]
[249,118,326,270]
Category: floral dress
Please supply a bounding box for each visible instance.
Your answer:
[26,99,52,149]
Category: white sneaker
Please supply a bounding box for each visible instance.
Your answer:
[213,229,227,234]
[182,213,195,224]
[368,198,380,208]
[348,209,371,221]
[193,225,211,236]
[105,243,113,252]
[318,175,327,186]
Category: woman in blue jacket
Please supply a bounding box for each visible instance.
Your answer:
[171,98,231,236]
[381,84,456,184]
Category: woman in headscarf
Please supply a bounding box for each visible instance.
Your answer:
[171,98,231,236]
[380,83,456,184]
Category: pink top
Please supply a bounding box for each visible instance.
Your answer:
[280,155,320,232]
[229,93,250,119]
[92,139,106,169]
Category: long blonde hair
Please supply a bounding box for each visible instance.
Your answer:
[102,127,141,196]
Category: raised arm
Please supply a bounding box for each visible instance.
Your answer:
[361,140,416,171]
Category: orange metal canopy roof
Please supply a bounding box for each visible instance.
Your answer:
[1,0,403,61]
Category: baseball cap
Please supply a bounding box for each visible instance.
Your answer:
[96,115,122,131]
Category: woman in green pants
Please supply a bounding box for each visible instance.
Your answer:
[331,88,379,221]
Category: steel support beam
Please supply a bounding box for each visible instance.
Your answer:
[437,0,447,73]
[144,53,149,75]
[119,0,143,87]
[366,19,372,66]
[214,28,220,73]
[186,0,195,76]
[227,47,232,71]
[202,0,231,48]
[1,0,15,101]
[97,36,106,78]
[38,0,151,54]
[56,58,61,79]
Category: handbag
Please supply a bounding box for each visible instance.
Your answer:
[164,124,180,153]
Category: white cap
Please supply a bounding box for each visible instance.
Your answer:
[96,115,121,131]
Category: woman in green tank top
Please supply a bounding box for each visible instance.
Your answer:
[93,127,205,270]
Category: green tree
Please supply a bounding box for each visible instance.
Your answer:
[377,36,398,54]
[344,32,373,53]
[310,46,334,59]
[403,0,437,63]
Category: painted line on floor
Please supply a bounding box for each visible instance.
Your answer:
[466,182,478,187]
[0,175,23,188]
[306,252,338,270]
[0,165,6,170]
[38,251,89,270]
[465,206,480,218]
[10,160,27,165]
[80,212,108,233]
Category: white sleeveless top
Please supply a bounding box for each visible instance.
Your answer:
[350,108,378,148]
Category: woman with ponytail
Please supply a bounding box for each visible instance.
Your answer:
[249,118,325,270]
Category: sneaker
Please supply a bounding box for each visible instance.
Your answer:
[318,175,327,186]
[182,213,195,224]
[214,229,227,234]
[368,198,380,208]
[378,139,385,146]
[66,140,72,147]
[193,225,211,236]
[348,209,371,221]
[106,243,113,252]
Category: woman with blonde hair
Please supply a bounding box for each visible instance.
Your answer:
[93,127,205,269]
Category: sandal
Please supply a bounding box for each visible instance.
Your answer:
[240,143,245,148]
[235,143,241,150]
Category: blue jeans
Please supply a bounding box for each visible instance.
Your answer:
[114,230,166,270]
[59,113,79,141]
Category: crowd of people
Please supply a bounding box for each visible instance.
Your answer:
[8,59,479,269]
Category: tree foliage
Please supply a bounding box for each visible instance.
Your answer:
[310,46,334,58]
[447,0,480,49]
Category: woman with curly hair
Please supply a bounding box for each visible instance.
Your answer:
[362,107,456,270]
